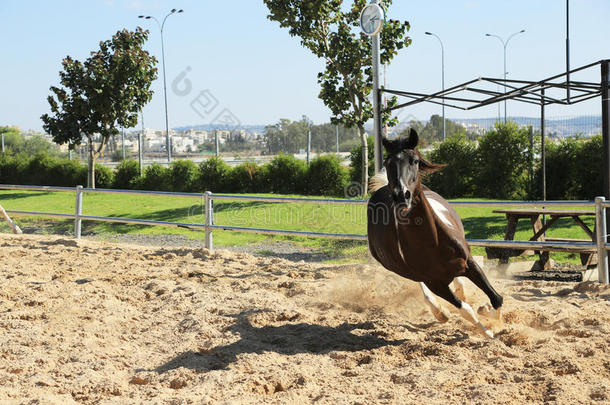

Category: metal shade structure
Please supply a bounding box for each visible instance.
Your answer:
[380,59,610,200]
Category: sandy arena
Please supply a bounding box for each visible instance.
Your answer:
[0,234,609,404]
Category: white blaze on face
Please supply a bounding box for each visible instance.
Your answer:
[428,199,453,229]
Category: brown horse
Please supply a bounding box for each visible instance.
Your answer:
[367,129,503,338]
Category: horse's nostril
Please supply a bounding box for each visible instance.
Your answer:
[404,190,411,200]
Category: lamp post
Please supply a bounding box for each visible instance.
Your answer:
[485,29,525,123]
[425,31,445,141]
[139,8,183,163]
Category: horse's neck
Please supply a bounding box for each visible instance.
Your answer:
[400,185,439,245]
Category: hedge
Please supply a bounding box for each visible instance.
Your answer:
[0,153,351,197]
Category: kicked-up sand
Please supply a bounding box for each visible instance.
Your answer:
[0,234,609,404]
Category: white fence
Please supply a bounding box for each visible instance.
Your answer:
[0,184,608,283]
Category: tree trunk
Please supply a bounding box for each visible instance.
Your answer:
[359,126,368,197]
[88,140,96,189]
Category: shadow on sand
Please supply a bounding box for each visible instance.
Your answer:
[153,310,407,373]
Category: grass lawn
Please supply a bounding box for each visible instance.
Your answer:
[0,189,597,264]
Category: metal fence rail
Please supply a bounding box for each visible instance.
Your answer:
[0,184,608,283]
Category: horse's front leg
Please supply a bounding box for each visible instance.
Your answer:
[419,282,449,323]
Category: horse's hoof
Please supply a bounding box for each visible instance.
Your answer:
[477,304,501,322]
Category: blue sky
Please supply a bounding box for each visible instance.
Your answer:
[2,0,610,132]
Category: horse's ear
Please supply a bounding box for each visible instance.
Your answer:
[405,128,419,149]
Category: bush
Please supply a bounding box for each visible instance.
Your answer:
[51,159,86,187]
[195,156,231,192]
[169,159,198,192]
[113,159,140,190]
[226,162,263,193]
[0,153,28,184]
[265,154,306,194]
[349,136,375,184]
[426,134,477,198]
[476,122,533,199]
[136,163,170,191]
[94,164,114,188]
[305,155,348,196]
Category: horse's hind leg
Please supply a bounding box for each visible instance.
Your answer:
[419,282,449,323]
[464,256,503,321]
[424,281,494,338]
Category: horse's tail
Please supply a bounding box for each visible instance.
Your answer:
[369,170,388,193]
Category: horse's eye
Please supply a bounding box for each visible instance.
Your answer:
[413,159,420,165]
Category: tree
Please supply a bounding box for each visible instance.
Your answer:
[41,28,158,188]
[476,122,533,199]
[427,134,477,198]
[264,0,411,195]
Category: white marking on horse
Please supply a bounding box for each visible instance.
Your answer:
[459,301,494,339]
[428,199,453,229]
[420,283,449,323]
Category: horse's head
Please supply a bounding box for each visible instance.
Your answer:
[382,128,442,216]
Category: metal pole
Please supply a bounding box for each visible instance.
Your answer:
[204,191,213,250]
[595,196,609,283]
[74,185,83,239]
[371,3,383,173]
[160,26,171,162]
[139,111,145,174]
[215,131,219,157]
[336,125,340,153]
[541,88,547,202]
[566,0,571,103]
[503,43,507,122]
[307,129,311,164]
[425,32,445,140]
[602,61,610,202]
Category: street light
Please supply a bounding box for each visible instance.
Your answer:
[425,31,445,141]
[485,29,525,123]
[139,8,184,163]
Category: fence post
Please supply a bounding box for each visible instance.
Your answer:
[204,191,213,250]
[595,196,609,283]
[74,185,83,239]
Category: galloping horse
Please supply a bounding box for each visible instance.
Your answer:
[367,129,503,338]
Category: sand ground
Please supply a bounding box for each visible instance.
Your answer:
[0,234,609,404]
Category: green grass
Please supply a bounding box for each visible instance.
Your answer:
[0,190,596,265]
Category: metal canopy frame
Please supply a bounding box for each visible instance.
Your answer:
[378,58,610,248]
[381,59,606,113]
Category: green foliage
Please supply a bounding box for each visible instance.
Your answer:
[265,154,307,194]
[50,159,86,187]
[542,135,602,200]
[113,160,140,189]
[426,134,477,198]
[41,27,158,188]
[226,162,266,193]
[306,155,348,196]
[94,164,113,188]
[169,159,198,192]
[400,115,472,147]
[0,153,28,184]
[264,0,411,193]
[137,163,170,191]
[476,122,534,199]
[349,135,374,183]
[195,156,231,193]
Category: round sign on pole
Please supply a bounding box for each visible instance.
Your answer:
[360,3,385,36]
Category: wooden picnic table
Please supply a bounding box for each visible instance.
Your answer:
[485,208,597,270]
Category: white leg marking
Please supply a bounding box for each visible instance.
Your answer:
[459,301,494,339]
[478,303,502,322]
[420,283,449,323]
[453,277,466,302]
[428,199,454,229]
